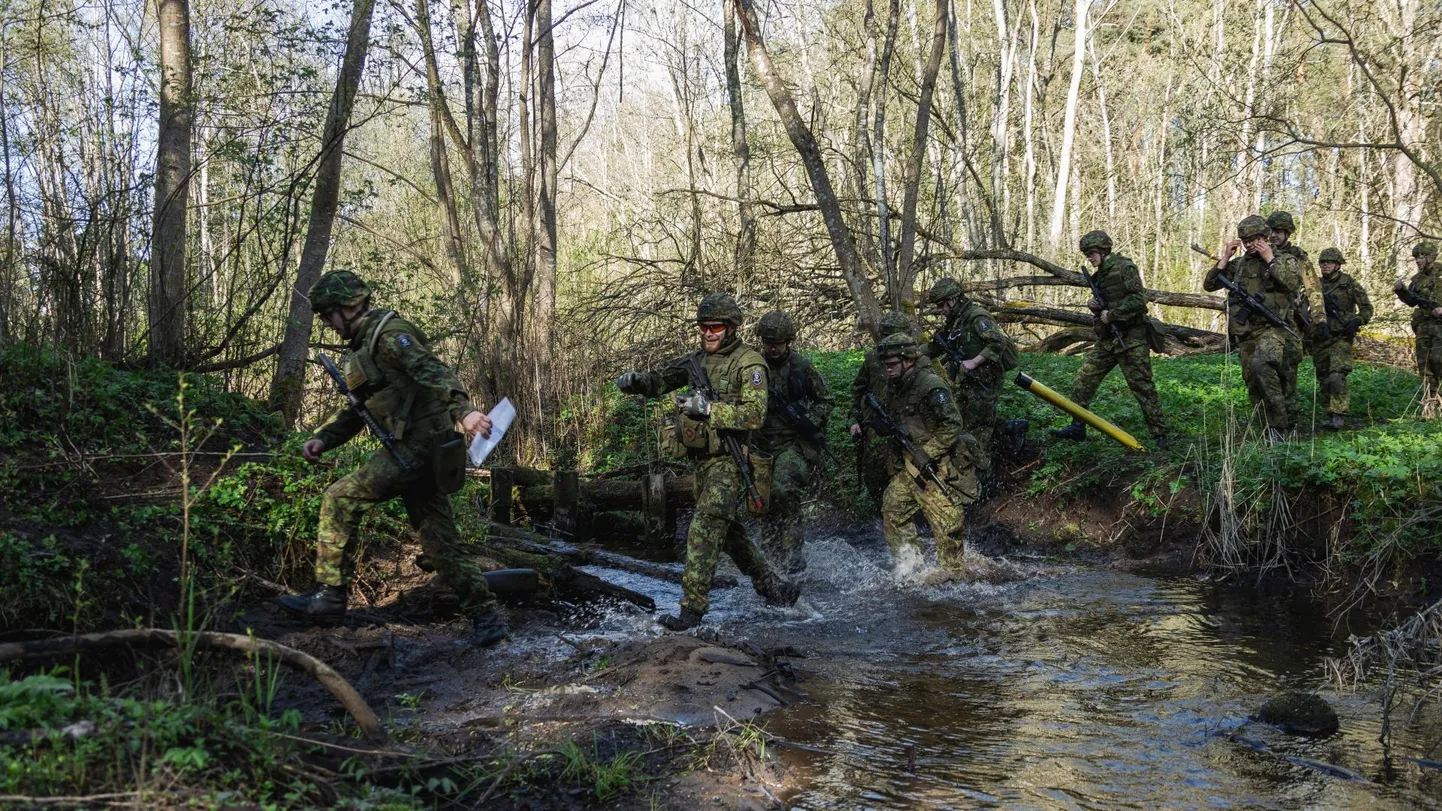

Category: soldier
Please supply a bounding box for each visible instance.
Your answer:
[1267,211,1329,428]
[868,333,976,576]
[616,294,800,630]
[1314,248,1373,430]
[753,310,835,574]
[919,278,1018,457]
[277,270,507,647]
[1049,230,1169,449]
[850,311,921,506]
[1394,242,1442,416]
[1203,215,1303,439]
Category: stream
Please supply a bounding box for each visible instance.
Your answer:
[580,531,1442,809]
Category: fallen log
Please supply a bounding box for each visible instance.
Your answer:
[0,629,385,742]
[478,527,658,611]
[516,476,694,519]
[482,521,735,590]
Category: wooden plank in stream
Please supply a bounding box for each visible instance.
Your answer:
[553,471,580,539]
[489,467,514,525]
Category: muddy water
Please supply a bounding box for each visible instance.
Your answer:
[582,533,1440,809]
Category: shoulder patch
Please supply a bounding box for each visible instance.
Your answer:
[750,368,764,388]
[395,333,414,350]
[933,388,950,406]
[977,318,997,333]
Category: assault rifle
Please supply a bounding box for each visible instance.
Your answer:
[680,354,766,512]
[1080,264,1127,349]
[317,352,410,470]
[1189,243,1301,340]
[1400,281,1442,318]
[767,384,838,464]
[930,329,991,392]
[862,392,952,494]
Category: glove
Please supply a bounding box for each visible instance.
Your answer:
[1345,317,1363,338]
[676,392,712,418]
[910,449,936,474]
[616,371,642,394]
[1311,320,1331,343]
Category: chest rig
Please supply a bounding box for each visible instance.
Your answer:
[342,311,420,440]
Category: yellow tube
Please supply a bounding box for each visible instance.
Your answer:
[1014,372,1148,453]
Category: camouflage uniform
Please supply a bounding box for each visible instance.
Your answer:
[1397,243,1442,412]
[309,295,496,617]
[872,334,973,572]
[850,312,925,505]
[1066,233,1168,441]
[1203,216,1303,431]
[920,279,1017,456]
[754,313,834,574]
[621,297,794,620]
[1268,213,1326,427]
[1314,248,1372,419]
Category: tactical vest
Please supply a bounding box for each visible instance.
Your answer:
[760,353,809,437]
[673,340,765,457]
[1408,266,1442,332]
[1222,254,1296,339]
[341,310,444,441]
[1320,273,1361,331]
[943,301,1019,372]
[889,367,953,451]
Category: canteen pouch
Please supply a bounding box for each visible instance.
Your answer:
[1146,316,1168,354]
[658,414,688,459]
[746,449,774,517]
[676,412,713,452]
[434,432,466,495]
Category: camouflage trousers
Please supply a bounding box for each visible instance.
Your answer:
[858,430,893,508]
[759,443,818,574]
[1282,334,1305,427]
[957,373,1001,459]
[1418,326,1442,412]
[1237,329,1291,430]
[682,455,790,616]
[1070,340,1168,439]
[315,441,496,617]
[881,462,965,571]
[1312,338,1355,416]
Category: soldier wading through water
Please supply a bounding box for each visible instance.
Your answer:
[616,294,800,631]
[277,270,508,648]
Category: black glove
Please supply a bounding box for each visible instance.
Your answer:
[616,371,643,394]
[1311,320,1332,343]
[911,449,936,474]
[1345,317,1363,338]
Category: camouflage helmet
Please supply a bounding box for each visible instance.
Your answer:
[695,292,743,325]
[1413,242,1438,259]
[309,270,371,313]
[876,332,919,360]
[926,278,967,306]
[754,310,797,343]
[1318,247,1345,265]
[1265,211,1296,233]
[879,311,912,335]
[1078,230,1113,254]
[1236,215,1270,240]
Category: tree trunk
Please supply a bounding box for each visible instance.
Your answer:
[734,0,881,334]
[268,0,376,426]
[1047,0,1090,250]
[723,0,756,284]
[148,0,193,369]
[895,0,948,298]
[872,0,900,292]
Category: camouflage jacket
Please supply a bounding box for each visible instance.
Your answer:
[1203,251,1302,339]
[630,336,768,457]
[757,350,834,454]
[313,309,474,449]
[877,365,963,464]
[1400,263,1442,332]
[921,300,1012,378]
[1089,252,1150,348]
[851,351,931,427]
[1276,242,1325,335]
[1319,272,1373,336]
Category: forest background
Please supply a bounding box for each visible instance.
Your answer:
[0,0,1438,461]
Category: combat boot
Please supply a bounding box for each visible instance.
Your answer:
[658,607,704,632]
[463,610,508,648]
[1152,434,1170,451]
[1325,414,1346,431]
[1049,420,1086,441]
[759,576,801,608]
[276,585,347,623]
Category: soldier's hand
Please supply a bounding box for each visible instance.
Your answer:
[1312,321,1331,342]
[1220,239,1242,265]
[616,371,643,394]
[676,392,712,418]
[462,409,493,442]
[1433,306,1442,319]
[1345,317,1363,337]
[1394,279,1408,291]
[302,439,327,463]
[1100,310,1112,325]
[850,423,862,438]
[1087,297,1103,312]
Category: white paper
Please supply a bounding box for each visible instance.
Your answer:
[467,397,515,467]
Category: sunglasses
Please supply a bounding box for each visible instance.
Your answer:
[697,323,728,335]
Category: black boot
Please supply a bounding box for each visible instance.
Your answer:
[464,610,508,648]
[760,576,801,608]
[1152,434,1171,451]
[658,607,704,631]
[1050,420,1086,441]
[276,585,347,623]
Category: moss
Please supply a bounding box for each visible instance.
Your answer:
[1255,691,1340,736]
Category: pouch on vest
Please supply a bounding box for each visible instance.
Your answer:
[676,413,713,452]
[434,431,467,495]
[746,448,773,517]
[658,414,688,459]
[997,335,1020,371]
[1146,316,1168,354]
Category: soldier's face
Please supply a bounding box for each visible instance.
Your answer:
[934,300,953,318]
[698,322,728,353]
[764,341,790,360]
[1084,250,1103,269]
[1417,256,1431,270]
[1268,229,1289,246]
[882,357,909,380]
[1244,236,1269,255]
[1320,261,1340,275]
